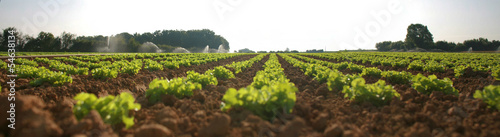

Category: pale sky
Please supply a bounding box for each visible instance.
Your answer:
[1,0,499,52]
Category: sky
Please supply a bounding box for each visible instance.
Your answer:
[1,0,499,52]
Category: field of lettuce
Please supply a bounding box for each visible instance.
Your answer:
[0,52,499,137]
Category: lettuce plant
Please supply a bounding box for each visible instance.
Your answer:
[221,82,297,120]
[327,71,346,91]
[0,60,6,70]
[205,66,235,80]
[92,68,118,79]
[362,67,382,78]
[186,70,218,87]
[474,85,500,111]
[120,60,142,75]
[49,60,89,75]
[391,60,409,68]
[408,60,424,71]
[313,69,334,83]
[342,78,400,106]
[423,61,446,73]
[348,63,365,73]
[146,77,202,103]
[492,67,500,80]
[34,58,51,63]
[161,60,180,69]
[333,62,350,70]
[14,58,39,67]
[30,70,73,86]
[411,74,458,95]
[454,65,467,78]
[382,71,413,84]
[144,59,163,71]
[73,92,141,129]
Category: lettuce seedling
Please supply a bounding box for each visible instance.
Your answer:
[73,92,141,129]
[382,71,413,84]
[92,68,118,79]
[474,85,500,111]
[327,71,347,91]
[186,70,218,87]
[362,67,382,78]
[146,77,202,103]
[222,82,297,120]
[205,66,235,80]
[411,74,458,95]
[342,78,400,106]
[347,63,364,73]
[492,67,500,80]
[161,60,180,69]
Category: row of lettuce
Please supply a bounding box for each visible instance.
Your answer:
[281,53,499,111]
[221,54,297,120]
[305,52,500,79]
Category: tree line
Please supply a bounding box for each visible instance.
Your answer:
[0,27,229,53]
[376,24,500,52]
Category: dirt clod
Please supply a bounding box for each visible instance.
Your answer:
[134,124,173,137]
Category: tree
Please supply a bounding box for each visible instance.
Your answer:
[127,37,140,52]
[4,28,230,53]
[238,48,255,53]
[375,41,392,51]
[23,36,37,52]
[453,43,468,52]
[405,24,434,50]
[389,41,405,50]
[435,41,456,51]
[1,27,23,51]
[60,31,76,50]
[463,38,498,51]
[37,31,58,52]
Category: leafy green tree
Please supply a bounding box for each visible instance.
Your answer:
[60,31,76,50]
[1,27,23,51]
[405,24,434,50]
[375,41,392,51]
[6,28,230,53]
[464,38,498,51]
[238,48,255,53]
[127,37,140,52]
[435,41,456,51]
[37,32,58,52]
[389,41,405,50]
[452,43,468,52]
[69,36,92,52]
